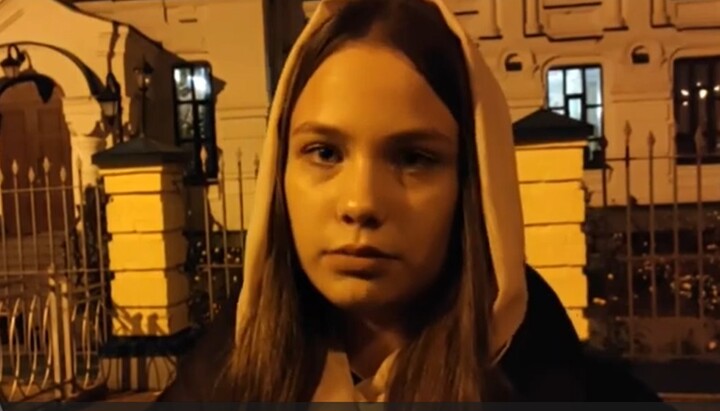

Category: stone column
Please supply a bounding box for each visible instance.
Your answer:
[63,97,107,205]
[513,110,592,340]
[72,135,106,185]
[92,138,193,391]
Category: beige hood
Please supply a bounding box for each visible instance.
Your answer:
[236,0,528,400]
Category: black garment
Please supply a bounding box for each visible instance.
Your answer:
[157,265,666,402]
[501,265,665,402]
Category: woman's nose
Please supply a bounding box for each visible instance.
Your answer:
[335,160,387,229]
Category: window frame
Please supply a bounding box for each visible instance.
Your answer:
[171,61,219,183]
[672,56,720,165]
[545,64,605,170]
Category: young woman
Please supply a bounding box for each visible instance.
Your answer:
[157,0,666,402]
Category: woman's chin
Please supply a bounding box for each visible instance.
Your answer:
[318,276,396,312]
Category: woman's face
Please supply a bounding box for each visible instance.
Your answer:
[284,41,459,315]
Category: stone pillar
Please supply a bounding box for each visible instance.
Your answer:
[513,109,592,340]
[72,135,106,184]
[63,97,107,205]
[92,138,193,391]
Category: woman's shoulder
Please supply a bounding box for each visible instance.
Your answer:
[500,265,665,403]
[498,265,585,400]
[502,265,584,365]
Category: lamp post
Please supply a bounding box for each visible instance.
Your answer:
[1,44,26,78]
[97,72,122,144]
[133,59,153,139]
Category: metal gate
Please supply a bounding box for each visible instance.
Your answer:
[0,158,110,402]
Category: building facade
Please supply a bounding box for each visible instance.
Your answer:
[0,2,719,397]
[0,0,299,237]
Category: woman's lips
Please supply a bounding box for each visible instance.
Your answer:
[323,245,398,278]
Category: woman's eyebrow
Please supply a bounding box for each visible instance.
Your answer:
[292,121,453,144]
[385,129,454,145]
[291,121,348,139]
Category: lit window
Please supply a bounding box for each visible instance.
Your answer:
[673,57,720,164]
[172,62,218,181]
[546,65,604,169]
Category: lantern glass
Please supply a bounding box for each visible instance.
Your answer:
[99,99,117,118]
[3,65,19,78]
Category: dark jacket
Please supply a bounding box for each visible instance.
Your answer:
[157,265,666,402]
[501,266,664,402]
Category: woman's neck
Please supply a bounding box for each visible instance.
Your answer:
[343,314,408,379]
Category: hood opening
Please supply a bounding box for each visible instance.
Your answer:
[233,0,529,401]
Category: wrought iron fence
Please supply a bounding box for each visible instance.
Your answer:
[585,124,720,362]
[183,148,256,328]
[0,140,261,400]
[0,157,110,401]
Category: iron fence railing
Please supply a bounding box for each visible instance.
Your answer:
[585,124,720,362]
[0,139,264,400]
[0,157,109,401]
[183,148,255,328]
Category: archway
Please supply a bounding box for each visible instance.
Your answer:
[0,76,73,238]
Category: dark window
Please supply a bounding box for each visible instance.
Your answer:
[172,62,218,181]
[673,57,720,164]
[546,65,604,169]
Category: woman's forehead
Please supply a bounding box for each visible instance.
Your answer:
[289,42,458,142]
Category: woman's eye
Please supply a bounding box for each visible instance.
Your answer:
[396,149,437,170]
[304,144,342,165]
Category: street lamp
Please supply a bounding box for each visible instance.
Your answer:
[97,72,123,144]
[97,73,120,118]
[133,59,153,139]
[1,44,26,79]
[134,59,153,91]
